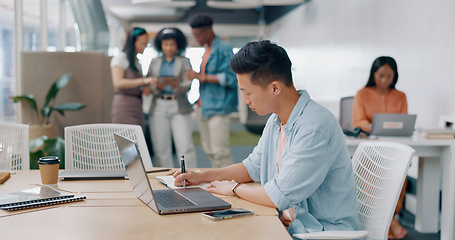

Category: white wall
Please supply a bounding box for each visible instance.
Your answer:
[267,0,455,129]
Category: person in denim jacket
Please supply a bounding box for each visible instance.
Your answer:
[186,14,238,168]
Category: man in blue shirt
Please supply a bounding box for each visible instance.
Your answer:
[185,14,238,168]
[177,40,361,237]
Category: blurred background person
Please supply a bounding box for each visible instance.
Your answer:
[352,56,408,239]
[185,14,238,168]
[146,28,196,168]
[111,27,156,128]
[352,56,407,132]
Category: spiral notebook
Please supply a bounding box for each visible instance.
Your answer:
[0,186,86,211]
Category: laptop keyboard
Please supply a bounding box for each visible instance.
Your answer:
[153,190,196,208]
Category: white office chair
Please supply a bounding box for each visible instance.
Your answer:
[340,96,354,131]
[64,123,153,170]
[0,122,30,172]
[294,141,415,240]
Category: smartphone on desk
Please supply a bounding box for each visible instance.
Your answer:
[202,208,254,220]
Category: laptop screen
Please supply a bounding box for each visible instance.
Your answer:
[113,133,159,212]
[371,113,417,137]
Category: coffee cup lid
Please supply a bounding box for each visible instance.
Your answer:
[38,156,60,165]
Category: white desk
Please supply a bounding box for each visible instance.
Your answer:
[345,137,455,239]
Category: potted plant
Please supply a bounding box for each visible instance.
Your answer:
[29,135,65,169]
[10,73,86,140]
[10,73,85,169]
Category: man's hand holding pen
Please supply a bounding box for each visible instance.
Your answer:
[173,169,204,187]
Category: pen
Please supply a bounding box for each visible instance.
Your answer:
[180,155,186,188]
[145,168,171,174]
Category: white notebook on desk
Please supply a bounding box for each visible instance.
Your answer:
[155,175,210,190]
[0,186,86,211]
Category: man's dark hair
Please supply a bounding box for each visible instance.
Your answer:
[230,40,293,88]
[189,14,213,29]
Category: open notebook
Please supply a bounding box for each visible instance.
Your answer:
[155,175,210,190]
[0,186,86,211]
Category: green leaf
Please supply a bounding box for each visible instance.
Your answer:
[42,137,65,159]
[43,73,71,109]
[41,106,52,119]
[55,109,65,116]
[30,150,45,169]
[53,103,86,111]
[9,95,37,111]
[29,136,65,169]
[29,135,49,150]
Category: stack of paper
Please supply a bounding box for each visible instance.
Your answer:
[426,129,455,139]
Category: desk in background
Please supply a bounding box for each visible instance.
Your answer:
[0,170,291,240]
[345,137,455,240]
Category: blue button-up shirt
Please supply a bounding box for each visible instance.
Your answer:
[199,36,238,119]
[243,90,361,236]
[159,56,175,94]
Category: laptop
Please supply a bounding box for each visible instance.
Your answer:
[371,113,417,137]
[59,169,127,180]
[113,133,231,215]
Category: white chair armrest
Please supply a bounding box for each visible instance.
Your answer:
[293,230,369,239]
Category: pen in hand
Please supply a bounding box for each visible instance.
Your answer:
[180,155,186,188]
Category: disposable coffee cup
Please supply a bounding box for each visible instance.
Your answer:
[38,156,60,185]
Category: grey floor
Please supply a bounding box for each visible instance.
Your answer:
[150,117,441,239]
[400,210,440,240]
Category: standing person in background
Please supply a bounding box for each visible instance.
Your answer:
[352,56,408,239]
[145,28,196,168]
[111,27,156,128]
[185,14,238,168]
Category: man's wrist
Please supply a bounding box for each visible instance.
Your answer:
[231,182,241,197]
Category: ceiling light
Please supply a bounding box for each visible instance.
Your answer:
[206,1,257,9]
[109,5,178,20]
[233,0,305,6]
[131,0,196,8]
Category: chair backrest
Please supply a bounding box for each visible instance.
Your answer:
[64,123,153,170]
[0,122,30,171]
[352,141,415,240]
[340,96,354,131]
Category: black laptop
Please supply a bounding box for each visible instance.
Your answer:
[113,133,231,215]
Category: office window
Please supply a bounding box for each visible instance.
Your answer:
[23,0,41,51]
[63,1,77,52]
[47,0,59,51]
[47,0,77,52]
[0,0,78,122]
[0,1,15,122]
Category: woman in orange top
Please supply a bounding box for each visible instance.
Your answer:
[353,56,408,239]
[353,56,407,132]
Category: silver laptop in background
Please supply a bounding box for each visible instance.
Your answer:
[59,169,127,180]
[113,133,231,215]
[371,113,417,137]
